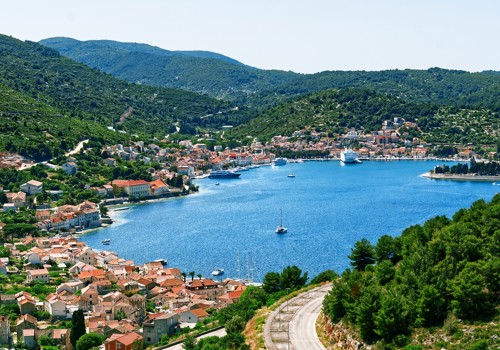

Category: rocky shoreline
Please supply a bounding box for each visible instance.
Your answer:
[422,172,500,182]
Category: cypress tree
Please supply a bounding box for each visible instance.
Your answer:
[70,309,86,348]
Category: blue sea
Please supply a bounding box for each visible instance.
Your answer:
[80,161,498,281]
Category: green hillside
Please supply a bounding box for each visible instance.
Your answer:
[255,68,500,113]
[40,37,500,114]
[0,83,127,160]
[323,194,500,349]
[39,37,299,102]
[0,34,248,140]
[227,88,499,146]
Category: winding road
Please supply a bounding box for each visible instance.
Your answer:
[264,284,331,350]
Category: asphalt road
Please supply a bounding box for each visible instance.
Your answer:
[289,296,325,350]
[264,284,331,350]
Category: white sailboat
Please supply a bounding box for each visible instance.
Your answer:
[275,208,287,234]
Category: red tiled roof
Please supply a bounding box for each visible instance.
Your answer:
[116,332,143,346]
[191,308,209,317]
[78,269,106,279]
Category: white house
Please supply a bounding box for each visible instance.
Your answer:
[26,268,49,283]
[25,253,41,265]
[45,297,67,319]
[20,180,43,195]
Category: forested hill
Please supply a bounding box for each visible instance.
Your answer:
[253,68,500,113]
[227,88,499,146]
[323,194,500,348]
[40,37,500,113]
[0,34,248,140]
[39,37,299,102]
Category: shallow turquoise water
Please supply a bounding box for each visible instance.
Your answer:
[80,161,498,281]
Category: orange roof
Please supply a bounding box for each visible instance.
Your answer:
[191,308,209,318]
[78,269,106,279]
[160,278,184,288]
[150,179,167,188]
[228,290,244,299]
[116,332,143,346]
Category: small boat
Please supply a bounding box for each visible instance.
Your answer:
[211,268,224,276]
[215,182,220,186]
[275,208,287,234]
[287,173,295,178]
[102,239,111,245]
[154,258,168,265]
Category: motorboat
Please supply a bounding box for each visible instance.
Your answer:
[211,268,224,276]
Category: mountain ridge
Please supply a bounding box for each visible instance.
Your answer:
[40,37,500,113]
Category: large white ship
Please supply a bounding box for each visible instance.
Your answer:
[340,148,361,164]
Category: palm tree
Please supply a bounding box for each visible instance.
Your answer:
[181,272,187,282]
[189,271,195,282]
[197,274,202,280]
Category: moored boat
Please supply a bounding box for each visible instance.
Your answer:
[340,148,361,164]
[208,170,241,179]
[273,157,287,166]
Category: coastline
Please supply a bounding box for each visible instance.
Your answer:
[76,159,481,237]
[421,172,500,182]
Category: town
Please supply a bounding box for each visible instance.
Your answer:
[0,116,496,350]
[0,233,247,349]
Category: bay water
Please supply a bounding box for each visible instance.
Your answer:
[80,161,498,281]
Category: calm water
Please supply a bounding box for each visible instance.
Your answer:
[80,161,498,281]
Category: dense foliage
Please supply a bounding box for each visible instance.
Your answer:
[39,37,299,104]
[252,68,500,114]
[0,34,246,149]
[434,159,500,176]
[40,38,500,116]
[228,88,499,146]
[323,194,500,348]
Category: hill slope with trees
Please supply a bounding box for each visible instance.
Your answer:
[227,88,499,146]
[39,37,299,102]
[40,37,500,114]
[0,34,249,143]
[323,194,500,349]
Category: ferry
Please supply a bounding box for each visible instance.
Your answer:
[340,148,362,164]
[273,157,287,166]
[211,268,224,276]
[208,170,241,179]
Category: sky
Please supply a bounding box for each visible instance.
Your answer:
[1,0,499,74]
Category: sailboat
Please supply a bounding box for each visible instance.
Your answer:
[275,208,287,234]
